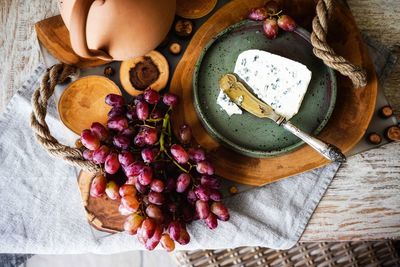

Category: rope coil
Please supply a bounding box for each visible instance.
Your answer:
[30,0,367,172]
[30,64,100,173]
[311,0,367,88]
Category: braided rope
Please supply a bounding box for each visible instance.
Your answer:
[30,64,101,173]
[311,0,367,88]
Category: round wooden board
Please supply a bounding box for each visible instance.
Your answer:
[176,0,217,19]
[170,0,378,186]
[78,171,124,232]
[58,75,121,134]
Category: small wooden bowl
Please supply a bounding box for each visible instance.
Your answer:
[58,76,121,134]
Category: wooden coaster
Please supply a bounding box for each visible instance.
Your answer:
[176,0,217,19]
[58,76,121,134]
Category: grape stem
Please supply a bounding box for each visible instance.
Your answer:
[159,110,190,174]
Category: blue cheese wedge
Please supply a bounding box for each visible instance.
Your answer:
[218,49,312,119]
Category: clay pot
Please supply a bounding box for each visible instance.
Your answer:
[59,0,176,61]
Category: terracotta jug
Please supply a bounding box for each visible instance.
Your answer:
[59,0,176,61]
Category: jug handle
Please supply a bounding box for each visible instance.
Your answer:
[69,0,113,61]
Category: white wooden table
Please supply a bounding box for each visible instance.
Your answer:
[0,0,399,242]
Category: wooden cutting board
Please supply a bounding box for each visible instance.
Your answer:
[169,0,377,186]
[77,0,377,233]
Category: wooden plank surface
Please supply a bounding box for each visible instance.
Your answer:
[0,0,399,242]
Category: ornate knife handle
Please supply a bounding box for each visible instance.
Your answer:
[282,121,346,162]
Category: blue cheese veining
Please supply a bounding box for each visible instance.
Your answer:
[218,49,312,120]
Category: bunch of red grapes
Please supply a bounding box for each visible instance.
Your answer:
[248,0,297,39]
[79,88,229,251]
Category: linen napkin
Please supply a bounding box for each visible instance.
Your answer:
[0,36,396,255]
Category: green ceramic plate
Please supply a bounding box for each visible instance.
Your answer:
[193,20,337,158]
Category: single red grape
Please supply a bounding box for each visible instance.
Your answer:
[123,161,144,177]
[121,195,140,212]
[178,124,192,144]
[90,122,109,141]
[150,179,165,193]
[119,184,137,197]
[195,200,210,219]
[277,15,297,32]
[145,225,163,250]
[160,234,175,252]
[145,204,164,222]
[135,181,149,194]
[82,149,94,161]
[182,205,194,223]
[124,213,144,235]
[141,147,159,163]
[170,144,189,164]
[144,88,160,104]
[81,129,100,151]
[136,100,149,120]
[162,92,179,107]
[105,153,120,174]
[263,18,279,39]
[167,221,182,241]
[194,185,210,201]
[113,134,131,150]
[148,191,165,205]
[164,177,176,193]
[143,127,158,145]
[205,213,218,229]
[200,175,221,189]
[176,173,191,193]
[211,202,230,221]
[209,189,222,201]
[118,151,135,167]
[196,161,215,175]
[187,190,198,205]
[141,218,156,239]
[105,93,124,107]
[105,181,120,200]
[108,106,126,120]
[138,166,153,186]
[177,228,190,245]
[92,145,110,164]
[188,148,206,162]
[90,174,106,198]
[248,7,267,21]
[107,116,128,132]
[121,127,136,138]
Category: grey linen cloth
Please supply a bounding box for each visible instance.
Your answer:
[0,36,396,254]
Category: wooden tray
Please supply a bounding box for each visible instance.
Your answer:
[169,0,377,186]
[35,16,107,68]
[76,0,377,233]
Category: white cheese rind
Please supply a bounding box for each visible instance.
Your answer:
[232,49,312,120]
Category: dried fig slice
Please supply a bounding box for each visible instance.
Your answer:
[120,51,169,96]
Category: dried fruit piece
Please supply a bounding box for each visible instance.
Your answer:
[385,125,400,142]
[169,42,182,55]
[120,51,169,96]
[367,133,382,145]
[379,105,393,118]
[174,19,194,37]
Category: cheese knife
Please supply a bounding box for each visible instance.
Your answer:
[219,73,346,162]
